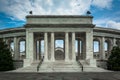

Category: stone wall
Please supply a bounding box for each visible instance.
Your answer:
[97,60,107,69]
[13,60,23,69]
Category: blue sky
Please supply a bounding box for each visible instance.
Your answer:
[0,0,120,30]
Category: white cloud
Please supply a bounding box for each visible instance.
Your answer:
[55,40,63,48]
[46,0,53,6]
[92,0,113,9]
[93,18,110,27]
[0,0,113,21]
[106,20,120,30]
[94,18,120,30]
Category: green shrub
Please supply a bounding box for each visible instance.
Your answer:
[0,39,14,71]
[107,46,120,71]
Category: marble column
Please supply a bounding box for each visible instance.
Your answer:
[72,32,76,61]
[81,39,85,59]
[51,32,55,61]
[48,34,51,60]
[69,34,72,60]
[100,37,105,60]
[109,40,112,53]
[3,38,6,43]
[65,32,69,62]
[44,32,48,61]
[113,38,117,46]
[14,37,19,60]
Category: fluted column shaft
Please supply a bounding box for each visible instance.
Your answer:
[65,32,69,61]
[72,32,76,61]
[51,32,55,61]
[101,37,105,60]
[44,32,48,61]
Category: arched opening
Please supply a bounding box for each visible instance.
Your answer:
[9,40,14,58]
[93,40,100,59]
[93,38,100,59]
[55,40,64,60]
[19,40,26,60]
[105,40,109,58]
[10,41,14,51]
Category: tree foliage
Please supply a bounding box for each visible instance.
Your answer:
[107,46,120,71]
[0,39,14,71]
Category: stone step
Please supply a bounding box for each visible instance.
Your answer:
[11,61,109,72]
[38,61,82,72]
[39,68,82,72]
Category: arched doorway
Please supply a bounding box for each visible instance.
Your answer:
[55,40,64,60]
[55,47,65,60]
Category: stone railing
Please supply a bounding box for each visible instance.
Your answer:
[77,60,83,72]
[37,56,44,72]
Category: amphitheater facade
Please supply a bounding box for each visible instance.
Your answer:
[0,15,120,72]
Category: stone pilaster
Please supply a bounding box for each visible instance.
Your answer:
[86,31,96,67]
[51,32,55,61]
[14,37,19,60]
[72,32,76,61]
[24,31,34,67]
[65,32,69,62]
[44,32,48,62]
[86,31,93,59]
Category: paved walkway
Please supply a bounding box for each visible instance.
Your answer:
[0,72,120,80]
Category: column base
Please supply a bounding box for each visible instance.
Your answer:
[65,59,70,62]
[86,59,97,67]
[23,58,33,67]
[51,59,55,62]
[44,59,49,62]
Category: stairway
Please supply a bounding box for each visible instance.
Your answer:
[79,60,109,72]
[11,61,39,72]
[39,61,82,72]
[11,60,109,72]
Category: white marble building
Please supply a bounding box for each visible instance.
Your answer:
[0,15,120,72]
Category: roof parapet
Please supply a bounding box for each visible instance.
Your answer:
[26,15,93,25]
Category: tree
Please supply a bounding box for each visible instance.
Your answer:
[107,46,120,71]
[0,38,14,71]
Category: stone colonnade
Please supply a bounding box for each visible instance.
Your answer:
[93,36,119,60]
[24,31,94,67]
[3,37,26,60]
[2,34,120,62]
